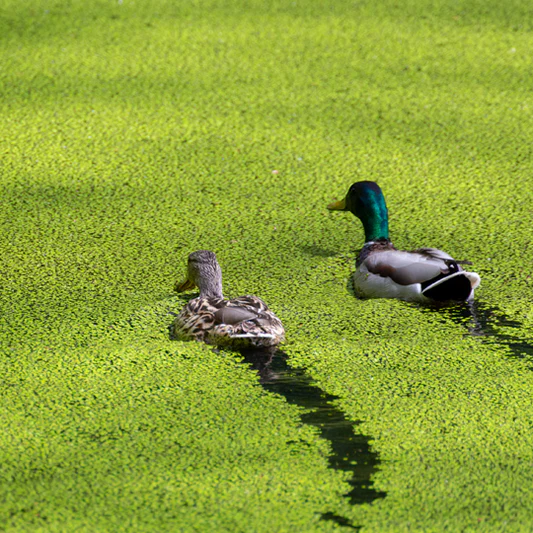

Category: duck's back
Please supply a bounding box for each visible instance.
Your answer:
[172,295,285,348]
[354,242,479,302]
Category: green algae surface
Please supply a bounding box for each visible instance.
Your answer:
[2,0,533,531]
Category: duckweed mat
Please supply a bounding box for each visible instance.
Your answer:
[2,0,533,531]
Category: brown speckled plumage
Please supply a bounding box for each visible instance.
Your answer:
[171,251,285,348]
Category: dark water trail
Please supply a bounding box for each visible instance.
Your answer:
[239,349,385,529]
[423,300,533,365]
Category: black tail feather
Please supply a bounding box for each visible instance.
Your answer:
[422,273,473,302]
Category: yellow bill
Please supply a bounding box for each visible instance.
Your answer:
[327,198,347,211]
[174,278,196,293]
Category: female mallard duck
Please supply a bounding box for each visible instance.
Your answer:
[171,250,285,348]
[327,181,480,303]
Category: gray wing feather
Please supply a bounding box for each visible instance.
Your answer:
[384,262,445,285]
[365,252,447,285]
[214,306,259,325]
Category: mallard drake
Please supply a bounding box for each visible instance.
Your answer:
[171,250,285,348]
[327,181,481,303]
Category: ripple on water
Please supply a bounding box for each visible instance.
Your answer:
[421,300,533,364]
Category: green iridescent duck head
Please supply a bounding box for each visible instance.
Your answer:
[328,181,390,242]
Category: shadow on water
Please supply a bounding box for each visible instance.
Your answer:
[239,348,386,530]
[421,300,533,366]
[231,300,531,527]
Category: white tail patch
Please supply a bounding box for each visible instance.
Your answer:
[464,272,481,290]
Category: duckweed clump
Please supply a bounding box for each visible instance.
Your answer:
[1,0,533,530]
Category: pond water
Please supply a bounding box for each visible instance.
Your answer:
[237,299,533,530]
[240,348,386,529]
[425,300,533,364]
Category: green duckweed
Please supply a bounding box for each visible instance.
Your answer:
[1,0,533,531]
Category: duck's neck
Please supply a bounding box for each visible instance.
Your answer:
[359,201,389,242]
[361,216,389,242]
[198,277,224,300]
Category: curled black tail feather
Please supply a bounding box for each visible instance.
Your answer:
[422,273,473,302]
